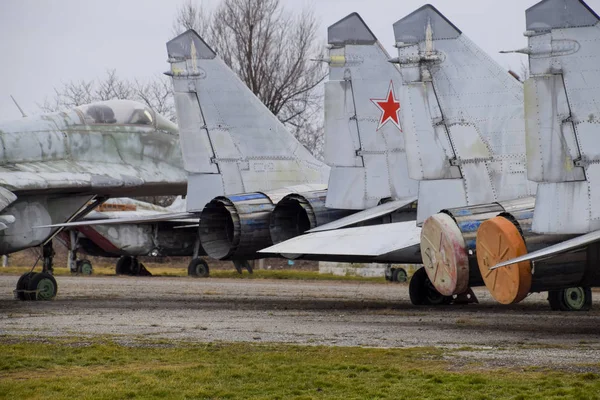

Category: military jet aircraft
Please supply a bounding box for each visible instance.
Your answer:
[56,196,210,277]
[2,99,188,300]
[474,0,600,311]
[260,8,539,305]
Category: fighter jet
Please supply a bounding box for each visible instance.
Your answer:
[3,99,188,300]
[57,196,206,276]
[261,8,538,305]
[474,0,600,311]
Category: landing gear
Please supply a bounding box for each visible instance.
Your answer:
[188,258,210,277]
[115,256,152,276]
[548,287,592,311]
[391,268,408,283]
[233,260,253,274]
[76,259,93,275]
[15,242,58,301]
[67,231,92,275]
[409,267,452,305]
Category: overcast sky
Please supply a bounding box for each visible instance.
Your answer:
[1,0,598,121]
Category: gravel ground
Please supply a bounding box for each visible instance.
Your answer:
[1,275,600,370]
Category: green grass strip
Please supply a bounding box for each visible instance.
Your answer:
[1,339,599,399]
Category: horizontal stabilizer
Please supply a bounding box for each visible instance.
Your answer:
[491,229,600,269]
[308,197,417,233]
[35,212,197,229]
[260,220,420,258]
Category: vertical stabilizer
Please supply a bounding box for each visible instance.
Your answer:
[393,5,535,223]
[166,30,329,212]
[324,13,418,210]
[525,0,600,233]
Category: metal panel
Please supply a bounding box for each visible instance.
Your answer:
[324,81,362,168]
[186,173,225,212]
[416,180,467,224]
[309,197,417,233]
[325,167,367,210]
[260,221,421,258]
[532,182,590,233]
[524,75,584,182]
[173,92,219,174]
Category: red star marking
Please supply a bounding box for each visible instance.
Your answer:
[371,81,401,131]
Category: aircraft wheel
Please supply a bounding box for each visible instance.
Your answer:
[188,258,210,277]
[392,268,407,283]
[15,272,36,301]
[77,259,93,275]
[26,272,57,301]
[116,256,137,276]
[409,268,452,305]
[549,287,592,311]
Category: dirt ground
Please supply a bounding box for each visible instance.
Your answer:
[1,275,600,371]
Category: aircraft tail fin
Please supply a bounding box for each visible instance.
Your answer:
[392,5,535,221]
[523,0,600,233]
[323,13,418,210]
[166,30,329,212]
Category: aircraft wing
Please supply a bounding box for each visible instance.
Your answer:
[260,221,421,261]
[307,197,417,233]
[35,211,197,229]
[491,230,600,270]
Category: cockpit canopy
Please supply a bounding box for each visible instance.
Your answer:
[74,100,178,134]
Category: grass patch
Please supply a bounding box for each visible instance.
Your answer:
[1,339,599,399]
[0,266,386,282]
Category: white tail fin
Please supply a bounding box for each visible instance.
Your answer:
[323,13,418,210]
[393,5,536,223]
[166,30,329,212]
[524,0,600,233]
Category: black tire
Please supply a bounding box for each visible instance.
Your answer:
[561,287,592,311]
[26,272,57,301]
[16,272,35,301]
[77,259,93,275]
[188,258,210,278]
[116,256,137,276]
[409,268,429,305]
[547,290,563,311]
[392,268,407,283]
[409,268,451,306]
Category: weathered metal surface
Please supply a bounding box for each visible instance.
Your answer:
[524,0,600,234]
[307,197,417,233]
[167,30,330,213]
[260,221,422,264]
[420,213,469,296]
[199,193,274,260]
[269,190,355,245]
[324,13,418,210]
[0,98,188,255]
[393,5,536,224]
[476,216,532,304]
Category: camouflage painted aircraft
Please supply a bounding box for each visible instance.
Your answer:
[476,0,600,310]
[57,196,205,277]
[1,99,187,300]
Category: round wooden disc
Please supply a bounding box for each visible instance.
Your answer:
[420,213,470,296]
[476,216,532,304]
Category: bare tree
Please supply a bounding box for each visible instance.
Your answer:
[172,0,325,156]
[39,70,176,122]
[172,0,211,36]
